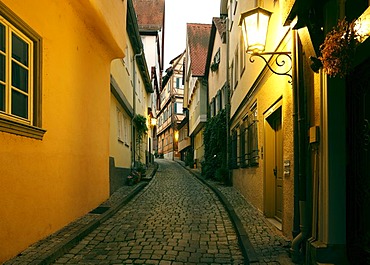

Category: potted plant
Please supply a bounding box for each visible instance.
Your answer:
[126,175,135,186]
[319,18,363,78]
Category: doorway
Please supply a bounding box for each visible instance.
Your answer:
[346,57,370,264]
[264,105,283,222]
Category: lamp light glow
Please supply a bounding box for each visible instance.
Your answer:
[150,117,157,126]
[239,7,272,54]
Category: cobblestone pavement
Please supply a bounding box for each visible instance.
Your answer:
[180,162,293,265]
[206,182,292,265]
[52,159,244,265]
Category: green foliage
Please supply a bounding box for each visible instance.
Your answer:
[134,161,146,175]
[133,114,148,136]
[185,149,194,167]
[202,109,228,182]
[133,114,148,164]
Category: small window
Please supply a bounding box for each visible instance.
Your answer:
[234,46,239,89]
[239,33,246,76]
[175,102,183,114]
[230,60,234,91]
[175,77,184,89]
[214,48,220,64]
[239,103,259,167]
[0,10,44,139]
[230,129,238,168]
[117,108,123,142]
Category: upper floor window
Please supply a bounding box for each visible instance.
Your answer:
[175,77,184,89]
[239,33,246,76]
[0,9,44,140]
[233,45,239,89]
[175,102,183,114]
[228,0,238,29]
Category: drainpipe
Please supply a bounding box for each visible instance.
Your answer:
[225,16,231,186]
[132,49,143,168]
[290,29,309,262]
[292,29,300,240]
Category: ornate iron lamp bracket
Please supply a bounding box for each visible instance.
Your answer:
[249,52,292,83]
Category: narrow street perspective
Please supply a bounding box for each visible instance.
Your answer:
[2,1,370,264]
[52,160,244,265]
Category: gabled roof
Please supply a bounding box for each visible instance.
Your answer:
[132,0,165,31]
[187,23,212,77]
[162,51,186,89]
[127,0,153,93]
[205,17,227,76]
[213,17,226,40]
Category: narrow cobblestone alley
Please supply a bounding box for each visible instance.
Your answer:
[52,160,244,265]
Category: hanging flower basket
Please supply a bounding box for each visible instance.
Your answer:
[319,18,360,78]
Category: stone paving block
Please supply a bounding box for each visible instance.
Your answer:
[4,160,294,264]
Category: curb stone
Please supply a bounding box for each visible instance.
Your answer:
[176,160,258,265]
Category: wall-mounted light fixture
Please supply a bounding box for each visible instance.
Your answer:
[239,7,292,83]
[150,117,157,127]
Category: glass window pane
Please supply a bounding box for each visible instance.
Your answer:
[12,33,28,66]
[0,54,5,82]
[0,23,5,52]
[11,89,28,119]
[12,61,28,92]
[0,83,5,111]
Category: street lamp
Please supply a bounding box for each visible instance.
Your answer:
[239,7,292,83]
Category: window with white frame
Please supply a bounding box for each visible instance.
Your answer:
[175,102,183,114]
[117,108,123,141]
[217,90,222,114]
[175,77,184,89]
[116,109,129,145]
[0,10,44,139]
[164,108,167,121]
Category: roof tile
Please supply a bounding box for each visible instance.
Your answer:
[187,23,212,76]
[132,0,165,31]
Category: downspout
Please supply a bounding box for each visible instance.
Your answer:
[225,16,231,186]
[290,29,309,262]
[292,29,300,239]
[132,49,143,168]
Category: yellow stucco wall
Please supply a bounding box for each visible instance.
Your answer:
[230,0,295,237]
[194,128,205,168]
[232,67,294,238]
[110,55,134,169]
[109,94,132,169]
[0,0,126,262]
[208,31,226,101]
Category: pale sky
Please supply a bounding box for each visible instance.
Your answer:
[164,0,221,70]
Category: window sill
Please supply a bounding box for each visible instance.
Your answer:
[0,117,46,140]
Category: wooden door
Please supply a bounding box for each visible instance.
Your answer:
[274,114,283,220]
[265,106,283,221]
